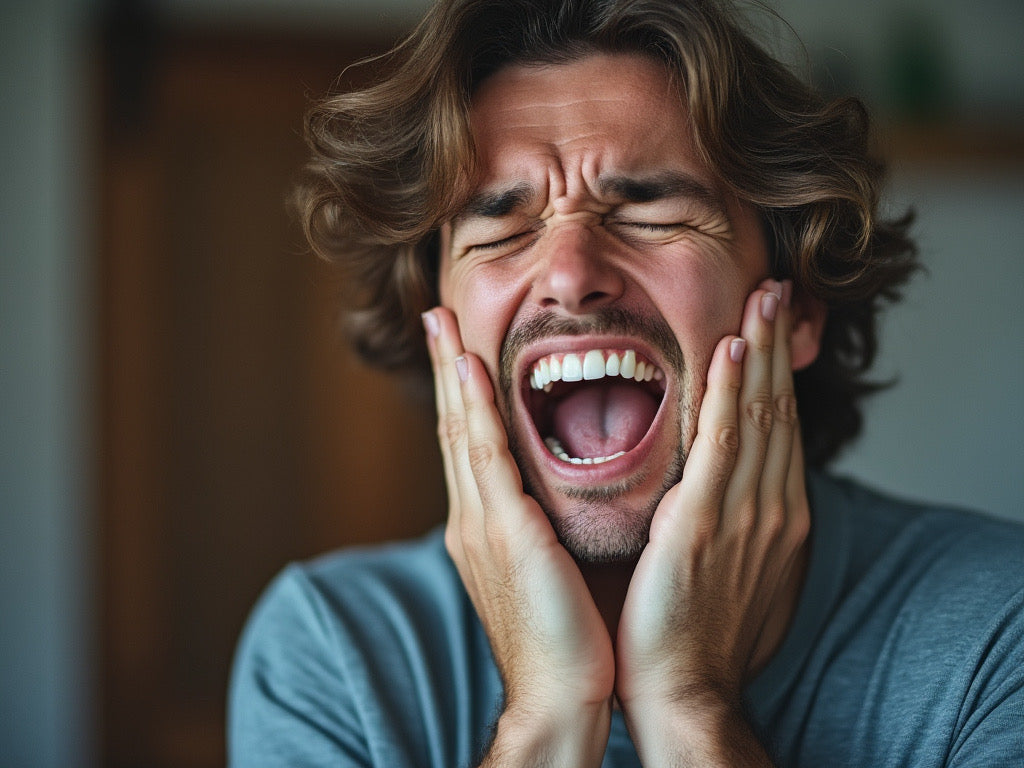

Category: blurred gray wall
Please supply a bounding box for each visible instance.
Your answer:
[1,2,94,767]
[833,170,1024,518]
[1,1,1021,766]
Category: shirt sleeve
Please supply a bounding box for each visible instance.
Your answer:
[228,565,373,768]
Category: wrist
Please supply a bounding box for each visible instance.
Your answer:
[621,691,772,768]
[481,697,612,768]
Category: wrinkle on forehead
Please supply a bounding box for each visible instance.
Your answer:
[463,54,709,211]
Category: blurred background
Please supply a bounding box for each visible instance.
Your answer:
[1,0,1021,766]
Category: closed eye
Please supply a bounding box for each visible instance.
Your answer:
[473,234,525,251]
[469,228,540,253]
[621,221,690,232]
[614,221,695,238]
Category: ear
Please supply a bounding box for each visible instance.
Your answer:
[790,287,827,371]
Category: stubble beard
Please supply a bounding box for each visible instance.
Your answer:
[498,309,693,564]
[514,426,688,564]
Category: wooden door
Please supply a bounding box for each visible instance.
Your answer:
[98,26,445,768]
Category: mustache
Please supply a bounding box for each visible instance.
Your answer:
[498,308,685,395]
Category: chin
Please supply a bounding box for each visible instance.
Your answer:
[509,390,689,564]
[526,451,685,564]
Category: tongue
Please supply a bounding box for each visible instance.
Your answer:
[552,382,659,458]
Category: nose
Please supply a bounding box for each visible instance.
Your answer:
[531,226,625,315]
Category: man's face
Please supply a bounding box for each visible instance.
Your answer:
[439,53,770,562]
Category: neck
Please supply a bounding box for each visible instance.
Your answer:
[577,559,637,643]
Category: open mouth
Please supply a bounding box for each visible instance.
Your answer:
[524,348,668,466]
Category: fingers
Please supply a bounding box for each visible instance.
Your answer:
[721,282,784,515]
[721,279,799,521]
[666,333,745,527]
[422,307,544,556]
[760,281,797,503]
[672,279,799,535]
[423,308,470,558]
[456,352,535,525]
[620,279,807,713]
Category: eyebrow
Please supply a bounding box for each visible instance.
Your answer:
[456,183,535,221]
[599,172,726,213]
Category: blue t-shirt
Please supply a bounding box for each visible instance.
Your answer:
[228,474,1024,767]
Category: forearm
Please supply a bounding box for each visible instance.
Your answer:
[479,699,612,768]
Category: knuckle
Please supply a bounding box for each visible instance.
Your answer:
[759,504,787,541]
[787,508,811,547]
[442,413,468,447]
[467,438,497,476]
[719,376,742,396]
[705,424,740,456]
[744,396,774,433]
[773,392,798,426]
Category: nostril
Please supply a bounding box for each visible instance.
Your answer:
[533,243,625,312]
[540,291,610,312]
[539,289,613,313]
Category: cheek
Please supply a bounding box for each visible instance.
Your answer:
[438,241,510,366]
[656,258,748,358]
[445,266,520,373]
[656,262,748,448]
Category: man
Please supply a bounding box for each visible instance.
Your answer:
[229,1,1024,766]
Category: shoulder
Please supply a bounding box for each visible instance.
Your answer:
[281,528,480,660]
[809,472,1024,589]
[763,475,1024,765]
[297,527,463,615]
[228,528,491,767]
[235,527,463,659]
[809,473,1024,686]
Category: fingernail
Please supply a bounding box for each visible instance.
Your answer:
[455,356,469,382]
[421,311,439,337]
[729,338,747,363]
[761,291,779,322]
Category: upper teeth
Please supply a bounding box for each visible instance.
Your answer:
[530,349,664,391]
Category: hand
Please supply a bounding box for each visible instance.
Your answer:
[423,307,613,766]
[615,279,809,766]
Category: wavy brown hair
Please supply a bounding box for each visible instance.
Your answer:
[296,0,918,467]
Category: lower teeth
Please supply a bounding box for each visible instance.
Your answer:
[544,436,626,465]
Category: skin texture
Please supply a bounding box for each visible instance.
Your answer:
[423,53,822,766]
